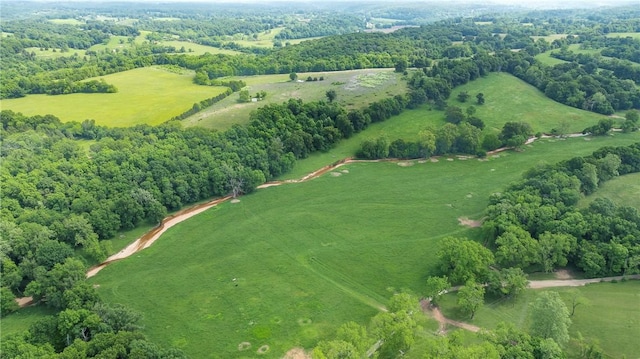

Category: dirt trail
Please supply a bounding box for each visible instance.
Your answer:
[420,299,481,334]
[86,195,231,278]
[528,274,640,289]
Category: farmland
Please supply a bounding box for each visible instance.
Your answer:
[90,133,639,358]
[182,68,406,130]
[1,66,228,126]
[437,281,640,358]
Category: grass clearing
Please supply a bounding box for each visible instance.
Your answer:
[182,68,406,130]
[1,66,228,127]
[449,72,606,133]
[25,46,87,59]
[531,34,568,42]
[90,134,638,358]
[438,281,640,358]
[578,172,640,209]
[160,40,242,56]
[282,72,615,180]
[605,32,640,39]
[48,18,84,25]
[1,306,57,340]
[534,51,568,66]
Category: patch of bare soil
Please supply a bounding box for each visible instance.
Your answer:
[458,217,482,228]
[555,269,573,280]
[283,348,311,359]
[257,345,270,354]
[16,296,34,308]
[238,342,251,351]
[397,161,414,167]
[230,198,241,203]
[430,158,439,163]
[330,171,342,176]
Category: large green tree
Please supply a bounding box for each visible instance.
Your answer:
[437,237,494,284]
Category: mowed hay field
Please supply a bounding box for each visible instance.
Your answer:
[1,66,228,126]
[90,135,639,358]
[183,68,406,130]
[438,281,640,359]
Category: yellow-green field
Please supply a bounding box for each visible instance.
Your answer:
[25,46,87,59]
[48,18,84,25]
[531,34,568,42]
[183,68,406,130]
[160,40,242,55]
[605,32,640,39]
[1,66,228,127]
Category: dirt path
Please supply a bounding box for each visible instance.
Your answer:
[86,195,231,278]
[528,274,640,289]
[420,299,481,334]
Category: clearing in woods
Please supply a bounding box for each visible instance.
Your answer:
[88,134,639,358]
[1,66,228,127]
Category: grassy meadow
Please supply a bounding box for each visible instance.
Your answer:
[90,133,639,358]
[578,172,640,209]
[182,68,406,130]
[438,281,640,358]
[281,72,615,180]
[1,66,228,126]
[449,72,607,134]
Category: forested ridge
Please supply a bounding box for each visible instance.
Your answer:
[2,2,640,358]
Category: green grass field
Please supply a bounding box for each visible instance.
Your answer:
[89,134,639,358]
[1,306,57,340]
[534,51,568,66]
[578,172,640,209]
[605,32,640,39]
[25,46,87,59]
[280,72,614,180]
[438,281,640,358]
[449,73,607,133]
[1,66,228,126]
[183,68,406,130]
[48,18,84,25]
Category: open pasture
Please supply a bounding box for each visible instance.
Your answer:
[449,72,606,133]
[183,68,406,130]
[438,281,640,358]
[605,32,640,39]
[282,72,615,180]
[578,172,640,209]
[24,46,87,59]
[91,134,639,358]
[1,66,227,127]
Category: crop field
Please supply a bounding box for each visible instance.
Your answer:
[1,66,228,126]
[578,172,640,209]
[438,281,640,358]
[90,134,639,358]
[182,68,406,130]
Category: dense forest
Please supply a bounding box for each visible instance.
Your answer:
[1,1,639,358]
